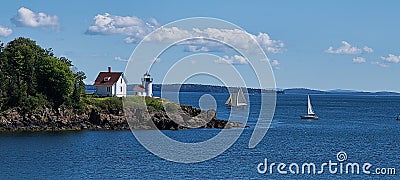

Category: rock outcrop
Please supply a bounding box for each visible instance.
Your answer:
[0,105,243,132]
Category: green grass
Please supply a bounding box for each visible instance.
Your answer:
[82,96,123,113]
[82,95,180,113]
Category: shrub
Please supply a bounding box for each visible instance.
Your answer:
[145,97,163,111]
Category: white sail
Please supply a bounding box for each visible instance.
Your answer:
[307,95,315,115]
[237,88,247,106]
[226,88,247,107]
[225,95,232,105]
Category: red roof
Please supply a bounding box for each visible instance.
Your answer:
[135,85,146,91]
[93,72,123,86]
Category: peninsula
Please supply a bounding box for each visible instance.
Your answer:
[0,37,241,132]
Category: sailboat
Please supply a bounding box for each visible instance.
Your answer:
[300,95,318,120]
[225,88,247,107]
[397,115,400,120]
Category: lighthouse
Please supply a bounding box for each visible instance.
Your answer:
[142,72,153,97]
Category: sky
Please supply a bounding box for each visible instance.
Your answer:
[0,0,399,92]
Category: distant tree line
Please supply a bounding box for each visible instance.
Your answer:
[151,84,284,94]
[0,37,86,113]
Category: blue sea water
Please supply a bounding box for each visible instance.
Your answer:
[0,92,399,179]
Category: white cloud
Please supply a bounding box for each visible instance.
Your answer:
[86,13,158,43]
[141,26,191,42]
[325,41,362,54]
[255,33,284,54]
[371,61,389,68]
[325,41,373,54]
[86,14,284,54]
[145,27,284,54]
[0,25,12,37]
[353,57,366,63]
[11,7,59,27]
[184,45,212,52]
[381,54,400,63]
[271,59,280,66]
[260,58,280,69]
[124,37,137,44]
[363,46,374,53]
[214,55,248,65]
[114,56,129,62]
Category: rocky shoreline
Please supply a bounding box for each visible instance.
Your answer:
[0,105,244,132]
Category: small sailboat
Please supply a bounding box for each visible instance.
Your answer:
[301,95,318,120]
[225,88,247,107]
[397,115,400,120]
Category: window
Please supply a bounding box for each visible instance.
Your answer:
[120,86,123,92]
[121,78,122,83]
[107,87,111,92]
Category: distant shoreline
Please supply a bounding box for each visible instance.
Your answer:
[86,84,399,96]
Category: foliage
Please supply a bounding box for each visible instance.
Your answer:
[0,37,86,112]
[83,96,123,114]
[145,96,164,111]
[82,95,182,115]
[71,71,86,111]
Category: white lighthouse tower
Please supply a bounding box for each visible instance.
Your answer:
[142,72,153,97]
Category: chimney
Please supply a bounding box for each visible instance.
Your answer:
[108,67,111,72]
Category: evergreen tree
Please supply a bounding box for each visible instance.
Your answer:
[0,37,86,112]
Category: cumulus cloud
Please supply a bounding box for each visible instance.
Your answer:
[184,45,212,52]
[181,39,229,52]
[114,56,129,62]
[363,46,373,53]
[271,59,280,66]
[11,7,59,27]
[86,13,158,43]
[86,14,284,53]
[325,41,373,54]
[260,58,280,69]
[353,57,366,63]
[144,27,284,54]
[0,25,12,37]
[371,61,388,68]
[381,54,400,63]
[124,37,137,44]
[214,55,248,65]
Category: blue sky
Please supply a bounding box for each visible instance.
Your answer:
[0,0,399,91]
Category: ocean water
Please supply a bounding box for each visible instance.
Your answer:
[0,92,399,179]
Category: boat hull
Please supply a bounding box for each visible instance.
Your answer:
[300,115,319,120]
[225,104,247,109]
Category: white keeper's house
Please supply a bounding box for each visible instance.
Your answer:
[93,67,127,97]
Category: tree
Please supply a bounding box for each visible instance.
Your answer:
[71,71,86,111]
[36,56,75,108]
[2,37,44,110]
[0,37,86,112]
[0,41,6,110]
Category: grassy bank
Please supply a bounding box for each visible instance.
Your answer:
[82,96,180,114]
